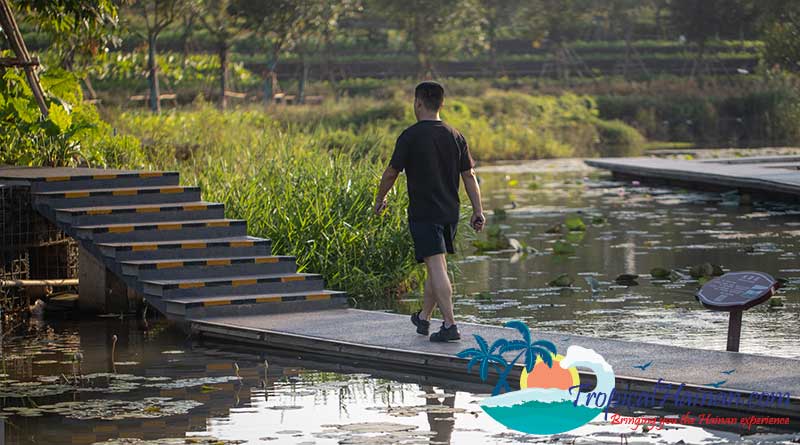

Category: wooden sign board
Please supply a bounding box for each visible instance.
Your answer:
[696,271,776,311]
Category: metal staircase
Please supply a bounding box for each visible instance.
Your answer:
[25,169,347,321]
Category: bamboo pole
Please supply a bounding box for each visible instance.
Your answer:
[1,279,78,288]
[0,0,48,117]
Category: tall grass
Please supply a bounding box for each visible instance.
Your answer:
[113,107,419,300]
[107,92,645,299]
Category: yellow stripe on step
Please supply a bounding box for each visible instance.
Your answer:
[132,244,157,251]
[206,259,231,266]
[139,172,163,178]
[179,282,205,289]
[230,241,253,247]
[157,223,181,230]
[112,189,137,196]
[183,205,207,211]
[203,300,230,307]
[281,276,305,282]
[256,296,281,303]
[136,207,160,213]
[46,176,70,182]
[207,221,229,227]
[93,174,117,180]
[87,209,112,215]
[232,279,257,287]
[160,187,182,194]
[156,262,183,269]
[305,294,331,301]
[65,192,89,198]
[256,257,279,264]
[108,226,133,233]
[182,242,205,249]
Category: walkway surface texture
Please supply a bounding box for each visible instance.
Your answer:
[585,155,800,198]
[3,166,799,419]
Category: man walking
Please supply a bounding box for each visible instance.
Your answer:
[374,81,485,342]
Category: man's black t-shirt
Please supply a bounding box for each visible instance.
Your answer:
[389,120,475,224]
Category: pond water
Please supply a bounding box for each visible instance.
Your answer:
[1,159,799,444]
[453,159,799,358]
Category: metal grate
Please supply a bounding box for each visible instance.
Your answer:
[1,184,77,330]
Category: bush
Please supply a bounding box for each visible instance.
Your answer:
[592,119,646,157]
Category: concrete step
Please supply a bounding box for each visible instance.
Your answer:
[29,170,179,192]
[97,236,271,261]
[120,255,296,280]
[33,186,201,214]
[73,219,247,243]
[166,290,347,319]
[55,202,224,226]
[142,272,324,299]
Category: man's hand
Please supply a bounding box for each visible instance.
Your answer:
[470,211,485,232]
[374,198,388,215]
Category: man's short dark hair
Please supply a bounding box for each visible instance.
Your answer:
[415,81,445,111]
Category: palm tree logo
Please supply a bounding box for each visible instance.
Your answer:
[457,321,557,396]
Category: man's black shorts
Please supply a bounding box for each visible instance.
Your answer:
[408,221,457,263]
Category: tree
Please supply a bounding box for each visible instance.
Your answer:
[760,1,800,71]
[126,0,188,113]
[668,0,762,77]
[373,0,477,78]
[11,0,120,99]
[519,0,595,80]
[196,0,248,110]
[476,0,528,76]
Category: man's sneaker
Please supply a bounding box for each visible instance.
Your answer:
[430,323,461,342]
[411,310,430,335]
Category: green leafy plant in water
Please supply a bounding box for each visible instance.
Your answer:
[552,240,576,255]
[458,321,557,396]
[548,273,574,287]
[564,215,586,231]
[473,226,512,252]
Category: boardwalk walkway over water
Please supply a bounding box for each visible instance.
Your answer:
[3,166,799,421]
[585,155,800,201]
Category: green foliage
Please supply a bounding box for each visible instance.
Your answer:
[0,64,142,167]
[15,0,120,72]
[113,106,418,299]
[593,118,646,157]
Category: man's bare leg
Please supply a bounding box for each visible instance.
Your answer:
[420,276,437,321]
[424,254,455,327]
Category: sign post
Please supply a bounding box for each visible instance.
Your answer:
[696,271,777,352]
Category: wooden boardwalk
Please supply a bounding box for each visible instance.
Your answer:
[192,308,800,419]
[585,155,800,200]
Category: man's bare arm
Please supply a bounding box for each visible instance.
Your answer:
[374,165,400,214]
[461,168,485,231]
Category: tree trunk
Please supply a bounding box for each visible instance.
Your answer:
[147,33,161,114]
[219,40,228,111]
[298,53,308,105]
[488,17,498,77]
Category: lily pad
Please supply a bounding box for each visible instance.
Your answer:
[615,274,639,285]
[548,274,574,287]
[650,267,671,279]
[553,240,575,255]
[768,297,784,308]
[564,215,586,231]
[545,223,564,234]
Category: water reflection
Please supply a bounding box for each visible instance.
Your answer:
[1,318,797,444]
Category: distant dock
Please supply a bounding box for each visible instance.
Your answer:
[585,155,800,201]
